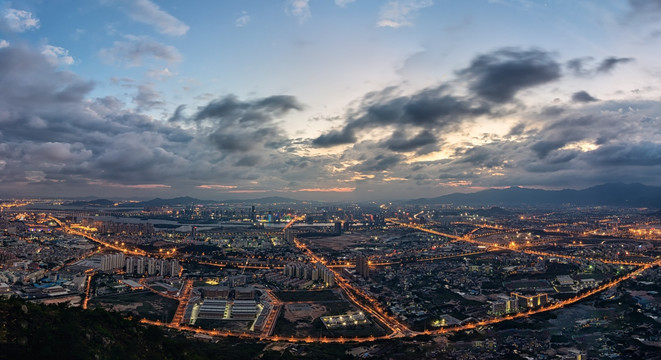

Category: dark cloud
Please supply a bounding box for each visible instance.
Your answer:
[629,0,661,12]
[403,89,489,125]
[530,140,572,159]
[567,56,634,76]
[187,94,303,155]
[596,57,634,73]
[507,123,526,136]
[628,0,661,20]
[194,94,302,123]
[312,85,489,147]
[311,128,357,147]
[234,155,261,167]
[458,47,561,103]
[585,142,661,166]
[571,90,598,103]
[351,154,403,172]
[133,84,163,110]
[0,46,92,110]
[529,115,599,158]
[541,106,565,117]
[566,57,593,76]
[454,146,504,168]
[208,132,253,152]
[168,104,186,122]
[523,150,578,173]
[383,130,437,152]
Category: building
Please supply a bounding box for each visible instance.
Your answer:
[123,257,179,277]
[231,299,257,319]
[197,299,227,320]
[334,221,342,234]
[284,228,295,244]
[355,253,369,279]
[282,261,335,287]
[99,252,125,272]
[512,293,548,309]
[201,286,229,300]
[321,312,368,329]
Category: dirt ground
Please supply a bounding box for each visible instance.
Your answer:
[283,303,327,322]
[108,302,141,312]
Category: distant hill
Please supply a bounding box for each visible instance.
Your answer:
[409,183,661,207]
[130,196,213,207]
[67,198,115,207]
[219,196,303,204]
[470,207,512,217]
[114,196,304,208]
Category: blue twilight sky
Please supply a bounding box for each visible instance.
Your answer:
[1,0,660,200]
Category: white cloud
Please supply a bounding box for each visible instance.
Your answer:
[121,0,189,36]
[286,0,311,23]
[235,12,251,27]
[335,0,357,7]
[2,8,39,32]
[377,0,433,28]
[41,45,74,66]
[146,67,176,80]
[99,35,182,67]
[0,39,8,48]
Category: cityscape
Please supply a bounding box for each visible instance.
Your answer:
[2,0,661,359]
[1,193,661,359]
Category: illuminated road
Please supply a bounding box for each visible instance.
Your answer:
[81,271,95,310]
[283,215,306,230]
[260,289,282,338]
[50,216,147,256]
[170,279,194,325]
[391,220,463,241]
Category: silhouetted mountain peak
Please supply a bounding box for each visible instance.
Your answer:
[409,183,661,207]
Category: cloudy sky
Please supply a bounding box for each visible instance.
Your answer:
[1,0,660,201]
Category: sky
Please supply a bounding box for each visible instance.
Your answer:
[1,0,661,201]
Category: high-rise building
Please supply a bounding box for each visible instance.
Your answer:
[355,253,369,279]
[284,228,295,244]
[282,262,335,287]
[334,221,342,234]
[99,252,125,272]
[100,255,111,271]
[147,258,156,275]
[136,258,145,274]
[170,259,180,277]
[125,257,134,273]
[159,260,167,276]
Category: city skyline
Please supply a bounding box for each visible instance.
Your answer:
[1,0,661,200]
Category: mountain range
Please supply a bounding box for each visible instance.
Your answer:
[408,183,661,207]
[62,183,661,208]
[67,196,304,207]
